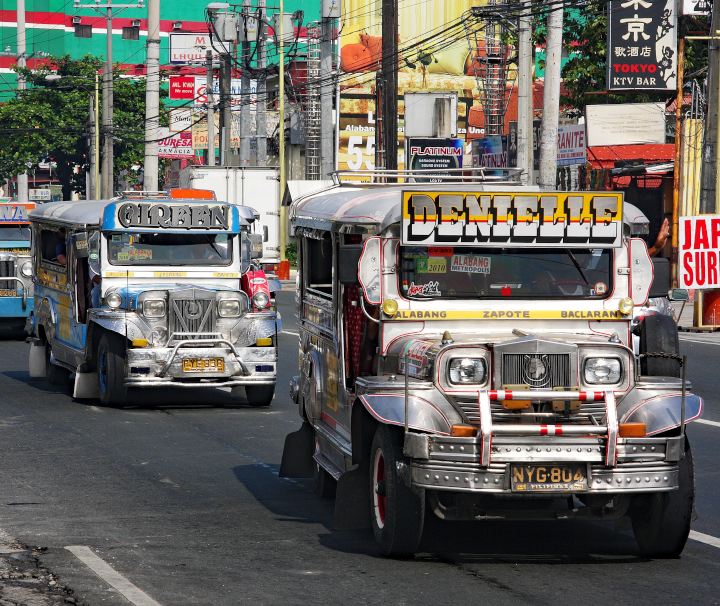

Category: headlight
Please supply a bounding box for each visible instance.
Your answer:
[448,358,486,385]
[584,357,622,384]
[252,291,270,310]
[20,261,32,277]
[218,298,241,317]
[105,291,122,309]
[142,299,166,318]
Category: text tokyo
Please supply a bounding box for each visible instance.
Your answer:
[402,193,622,246]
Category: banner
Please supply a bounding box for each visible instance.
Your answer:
[407,138,463,181]
[679,216,720,289]
[169,33,223,64]
[556,124,586,167]
[338,0,486,179]
[157,128,194,158]
[607,0,677,91]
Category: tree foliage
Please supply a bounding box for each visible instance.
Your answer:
[0,55,167,199]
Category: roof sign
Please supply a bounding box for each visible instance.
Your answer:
[0,203,34,224]
[111,203,230,231]
[401,191,623,248]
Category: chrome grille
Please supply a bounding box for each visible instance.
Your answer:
[0,259,16,293]
[455,399,603,426]
[502,353,571,389]
[169,298,216,335]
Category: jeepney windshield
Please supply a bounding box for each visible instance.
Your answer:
[400,247,612,299]
[106,232,233,266]
[0,226,30,241]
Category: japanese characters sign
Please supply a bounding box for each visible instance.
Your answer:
[608,0,677,91]
[401,191,623,248]
[679,216,720,289]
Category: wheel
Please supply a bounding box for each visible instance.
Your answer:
[45,343,69,386]
[639,313,680,377]
[245,384,274,407]
[369,424,425,557]
[631,438,694,558]
[96,333,127,406]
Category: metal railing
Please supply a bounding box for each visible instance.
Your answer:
[331,167,525,186]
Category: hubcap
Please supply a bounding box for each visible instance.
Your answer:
[372,448,387,529]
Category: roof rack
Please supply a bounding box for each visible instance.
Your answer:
[116,190,170,200]
[330,167,525,186]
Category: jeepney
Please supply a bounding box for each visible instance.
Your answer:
[0,200,34,333]
[281,172,702,558]
[27,191,278,406]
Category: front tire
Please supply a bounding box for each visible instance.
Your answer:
[96,333,127,406]
[369,424,424,557]
[245,384,274,407]
[631,438,694,558]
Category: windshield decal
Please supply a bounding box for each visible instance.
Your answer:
[117,203,229,230]
[405,281,441,297]
[450,254,491,274]
[416,257,447,273]
[401,191,623,248]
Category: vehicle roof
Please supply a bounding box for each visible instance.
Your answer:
[29,198,255,228]
[291,183,537,234]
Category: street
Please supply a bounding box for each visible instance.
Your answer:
[0,290,717,605]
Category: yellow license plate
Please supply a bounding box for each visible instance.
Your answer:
[511,463,587,492]
[182,358,225,373]
[0,289,17,297]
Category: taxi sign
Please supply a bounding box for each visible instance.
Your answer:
[401,191,623,248]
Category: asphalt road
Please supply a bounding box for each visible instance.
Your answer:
[0,291,717,605]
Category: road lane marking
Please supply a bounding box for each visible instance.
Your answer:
[282,330,299,336]
[690,530,720,549]
[696,419,720,428]
[679,335,720,345]
[65,546,162,606]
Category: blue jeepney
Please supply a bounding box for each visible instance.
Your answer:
[0,200,34,332]
[27,191,278,406]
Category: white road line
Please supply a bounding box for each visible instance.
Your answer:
[696,418,720,429]
[690,530,720,549]
[282,330,299,337]
[679,335,720,345]
[65,546,162,606]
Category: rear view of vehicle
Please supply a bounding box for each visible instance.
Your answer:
[0,201,34,334]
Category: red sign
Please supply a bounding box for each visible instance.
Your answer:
[679,216,720,289]
[169,76,195,100]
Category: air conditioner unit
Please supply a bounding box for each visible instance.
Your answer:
[131,19,141,27]
[72,16,82,25]
[173,21,183,30]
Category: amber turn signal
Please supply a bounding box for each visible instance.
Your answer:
[619,422,647,437]
[502,400,531,410]
[256,337,273,347]
[450,424,478,437]
[131,338,149,348]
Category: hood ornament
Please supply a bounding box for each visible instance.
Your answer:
[521,354,551,387]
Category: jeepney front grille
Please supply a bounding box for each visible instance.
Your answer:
[169,298,216,335]
[502,353,571,389]
[0,259,16,293]
[455,400,604,425]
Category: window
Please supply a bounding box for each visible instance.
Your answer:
[122,26,140,40]
[107,232,233,266]
[74,24,92,38]
[39,228,67,267]
[304,234,333,298]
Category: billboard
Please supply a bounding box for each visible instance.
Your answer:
[679,216,720,289]
[169,33,223,65]
[607,0,677,91]
[338,0,486,178]
[407,138,463,181]
[585,103,666,146]
[157,128,194,159]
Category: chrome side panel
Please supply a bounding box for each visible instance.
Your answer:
[618,381,703,435]
[87,310,151,343]
[357,391,464,435]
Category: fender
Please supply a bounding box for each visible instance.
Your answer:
[86,310,150,343]
[357,392,464,435]
[34,297,57,341]
[619,391,703,436]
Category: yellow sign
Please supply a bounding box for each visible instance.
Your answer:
[401,191,623,248]
[393,309,624,321]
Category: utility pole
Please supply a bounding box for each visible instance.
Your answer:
[206,50,216,166]
[279,0,287,260]
[516,0,533,185]
[88,95,97,199]
[256,0,267,165]
[16,0,28,202]
[222,54,233,166]
[381,0,398,173]
[538,2,563,190]
[320,15,334,177]
[240,0,251,166]
[74,1,143,197]
[700,6,720,213]
[143,0,160,191]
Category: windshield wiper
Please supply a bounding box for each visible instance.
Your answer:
[566,250,590,285]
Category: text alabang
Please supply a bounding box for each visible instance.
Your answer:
[404,193,621,244]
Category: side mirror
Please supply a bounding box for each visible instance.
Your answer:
[648,257,671,299]
[249,233,263,259]
[669,288,689,302]
[338,244,362,285]
[72,232,89,259]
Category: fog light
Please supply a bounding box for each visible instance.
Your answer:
[131,338,149,348]
[618,297,634,316]
[256,337,272,346]
[382,298,398,318]
[105,291,122,309]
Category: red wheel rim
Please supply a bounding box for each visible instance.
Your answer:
[373,449,386,529]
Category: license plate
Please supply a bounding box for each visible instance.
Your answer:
[510,463,587,492]
[182,357,225,373]
[0,289,16,297]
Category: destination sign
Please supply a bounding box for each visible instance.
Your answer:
[0,203,34,224]
[401,191,623,248]
[117,203,229,230]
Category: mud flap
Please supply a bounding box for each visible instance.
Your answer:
[28,342,46,378]
[333,464,370,530]
[279,422,315,478]
[73,371,99,400]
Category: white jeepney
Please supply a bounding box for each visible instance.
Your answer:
[281,172,702,557]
